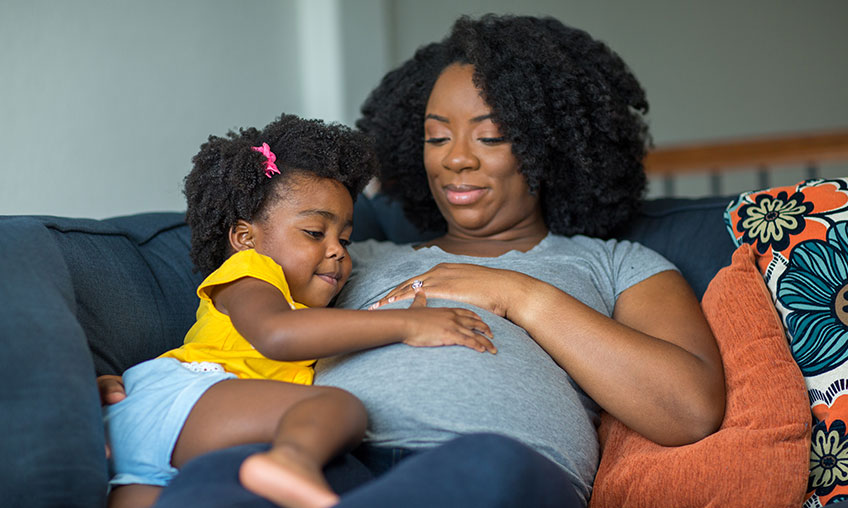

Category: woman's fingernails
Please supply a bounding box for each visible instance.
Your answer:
[387,296,395,303]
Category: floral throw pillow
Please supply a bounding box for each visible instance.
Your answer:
[725,177,848,507]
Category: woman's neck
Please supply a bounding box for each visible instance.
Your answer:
[421,223,549,257]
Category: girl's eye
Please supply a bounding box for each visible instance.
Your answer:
[425,137,449,145]
[304,230,324,240]
[340,238,351,248]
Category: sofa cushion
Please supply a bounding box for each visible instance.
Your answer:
[362,193,736,300]
[589,243,810,508]
[620,196,736,299]
[1,213,202,375]
[725,177,848,505]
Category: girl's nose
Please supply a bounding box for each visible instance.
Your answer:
[326,240,346,260]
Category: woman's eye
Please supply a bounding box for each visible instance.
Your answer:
[425,137,449,145]
[340,238,351,247]
[479,137,506,145]
[304,230,324,240]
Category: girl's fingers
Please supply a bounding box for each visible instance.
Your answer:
[465,329,497,354]
[409,289,427,308]
[459,317,492,339]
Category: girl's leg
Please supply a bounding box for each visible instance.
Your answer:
[108,484,162,508]
[172,380,366,508]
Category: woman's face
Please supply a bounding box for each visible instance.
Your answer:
[423,63,543,238]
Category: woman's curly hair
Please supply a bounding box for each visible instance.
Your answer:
[357,14,650,237]
[184,113,378,276]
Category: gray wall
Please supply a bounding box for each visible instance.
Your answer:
[2,0,847,217]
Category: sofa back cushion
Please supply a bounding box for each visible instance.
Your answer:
[361,194,737,300]
[0,193,737,377]
[0,213,201,375]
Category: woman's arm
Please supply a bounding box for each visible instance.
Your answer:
[519,269,725,445]
[214,277,496,361]
[373,263,725,446]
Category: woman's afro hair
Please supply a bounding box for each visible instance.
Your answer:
[184,113,378,276]
[357,14,650,238]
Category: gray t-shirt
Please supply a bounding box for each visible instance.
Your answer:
[315,233,676,503]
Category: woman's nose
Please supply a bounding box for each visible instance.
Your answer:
[442,138,478,172]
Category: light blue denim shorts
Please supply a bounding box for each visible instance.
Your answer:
[103,357,236,487]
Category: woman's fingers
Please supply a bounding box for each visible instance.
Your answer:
[371,278,423,309]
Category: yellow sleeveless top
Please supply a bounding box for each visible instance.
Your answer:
[159,249,314,385]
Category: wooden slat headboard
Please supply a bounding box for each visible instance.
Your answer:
[643,128,848,197]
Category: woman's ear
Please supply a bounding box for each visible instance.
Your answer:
[229,220,257,252]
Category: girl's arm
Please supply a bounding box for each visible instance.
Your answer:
[371,263,725,447]
[213,276,496,362]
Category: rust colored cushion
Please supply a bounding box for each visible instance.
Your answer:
[589,244,810,508]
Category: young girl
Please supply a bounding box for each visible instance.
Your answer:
[103,114,496,508]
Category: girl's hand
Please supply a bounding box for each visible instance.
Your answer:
[98,374,125,460]
[98,374,126,405]
[370,263,532,319]
[400,289,497,354]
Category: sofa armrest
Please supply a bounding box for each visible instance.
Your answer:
[0,217,108,505]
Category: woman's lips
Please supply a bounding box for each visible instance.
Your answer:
[444,185,487,205]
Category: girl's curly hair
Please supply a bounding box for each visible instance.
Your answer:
[184,113,378,276]
[357,14,650,237]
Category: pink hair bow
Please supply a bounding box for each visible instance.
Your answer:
[252,142,280,178]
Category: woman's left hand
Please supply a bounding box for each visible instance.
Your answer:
[369,263,532,317]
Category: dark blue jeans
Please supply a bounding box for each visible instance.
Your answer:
[154,433,584,508]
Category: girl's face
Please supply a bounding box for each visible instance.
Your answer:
[423,63,543,238]
[246,173,353,308]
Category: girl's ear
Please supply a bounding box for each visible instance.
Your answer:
[229,220,257,252]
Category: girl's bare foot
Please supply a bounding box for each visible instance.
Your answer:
[239,445,339,508]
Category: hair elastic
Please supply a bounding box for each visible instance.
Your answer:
[252,142,280,178]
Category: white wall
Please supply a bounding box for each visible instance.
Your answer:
[387,0,848,145]
[0,0,303,218]
[1,0,846,217]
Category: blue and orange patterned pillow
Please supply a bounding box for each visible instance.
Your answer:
[725,177,848,507]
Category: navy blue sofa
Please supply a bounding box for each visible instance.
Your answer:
[0,194,737,507]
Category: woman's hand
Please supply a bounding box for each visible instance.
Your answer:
[369,263,533,320]
[399,289,496,353]
[97,374,126,405]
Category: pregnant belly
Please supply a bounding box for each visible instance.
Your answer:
[314,299,600,480]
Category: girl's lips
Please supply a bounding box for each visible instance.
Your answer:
[444,186,487,205]
[316,274,339,286]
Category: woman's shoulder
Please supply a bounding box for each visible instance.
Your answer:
[545,233,673,268]
[544,233,634,252]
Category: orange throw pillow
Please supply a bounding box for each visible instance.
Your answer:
[589,244,810,508]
